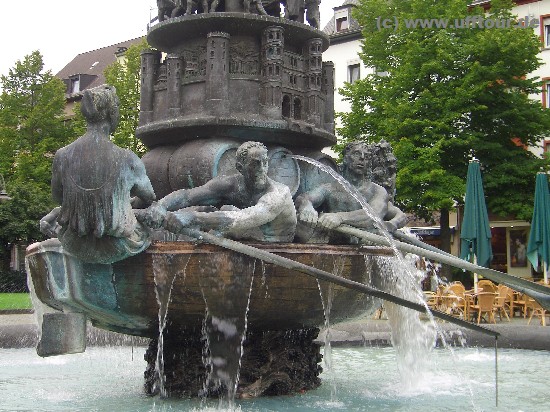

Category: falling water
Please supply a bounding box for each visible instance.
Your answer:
[375,256,435,386]
[293,156,438,386]
[25,252,49,340]
[199,254,256,408]
[317,278,338,403]
[260,260,269,298]
[151,253,190,397]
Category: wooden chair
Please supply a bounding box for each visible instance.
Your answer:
[512,292,529,318]
[477,280,497,293]
[442,283,467,318]
[527,298,548,326]
[424,291,439,311]
[494,285,511,322]
[469,292,497,324]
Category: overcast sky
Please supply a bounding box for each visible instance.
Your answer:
[0,1,336,78]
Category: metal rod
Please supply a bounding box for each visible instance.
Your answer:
[338,226,550,311]
[495,336,499,407]
[180,228,499,338]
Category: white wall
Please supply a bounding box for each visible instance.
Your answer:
[323,37,373,134]
[514,1,550,155]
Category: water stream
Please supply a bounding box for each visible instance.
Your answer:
[292,156,468,392]
[198,254,256,407]
[152,254,191,397]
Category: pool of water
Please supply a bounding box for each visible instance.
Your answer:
[0,345,548,411]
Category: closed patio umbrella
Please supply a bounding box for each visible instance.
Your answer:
[460,159,492,291]
[527,172,550,284]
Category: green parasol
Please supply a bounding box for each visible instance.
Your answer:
[460,159,492,287]
[527,172,550,284]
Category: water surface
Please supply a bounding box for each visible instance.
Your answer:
[1,346,548,411]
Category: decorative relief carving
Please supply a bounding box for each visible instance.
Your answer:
[156,64,167,84]
[182,46,207,79]
[230,43,259,76]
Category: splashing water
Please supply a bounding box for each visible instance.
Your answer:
[293,156,438,386]
[259,260,269,298]
[375,256,436,387]
[152,253,190,397]
[199,254,256,408]
[317,260,340,402]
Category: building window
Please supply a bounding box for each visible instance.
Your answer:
[282,95,291,118]
[543,79,550,108]
[335,8,350,32]
[293,98,302,120]
[541,16,550,48]
[70,76,80,94]
[348,64,360,83]
[336,17,349,31]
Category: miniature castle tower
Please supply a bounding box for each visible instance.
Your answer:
[206,32,230,116]
[260,26,285,118]
[304,38,323,126]
[322,61,335,134]
[166,54,183,117]
[139,50,161,125]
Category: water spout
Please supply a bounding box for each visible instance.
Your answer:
[199,254,256,406]
[152,253,190,397]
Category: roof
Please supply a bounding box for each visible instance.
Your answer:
[322,0,362,40]
[55,37,145,96]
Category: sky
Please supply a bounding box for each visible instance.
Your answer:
[0,1,336,78]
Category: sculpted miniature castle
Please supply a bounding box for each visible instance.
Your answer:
[136,10,337,199]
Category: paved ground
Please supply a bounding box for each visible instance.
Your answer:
[1,311,549,350]
[319,314,550,350]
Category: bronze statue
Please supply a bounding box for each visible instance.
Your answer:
[244,0,268,15]
[157,0,178,21]
[285,0,304,22]
[305,0,320,28]
[184,0,219,15]
[295,141,406,243]
[139,141,296,242]
[40,85,156,264]
[372,139,397,199]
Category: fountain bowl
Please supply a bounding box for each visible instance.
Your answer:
[26,239,392,338]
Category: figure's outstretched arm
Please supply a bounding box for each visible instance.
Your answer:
[384,203,408,234]
[294,186,328,226]
[130,156,156,207]
[316,186,390,231]
[163,185,290,235]
[40,206,62,238]
[160,176,232,211]
[138,176,235,229]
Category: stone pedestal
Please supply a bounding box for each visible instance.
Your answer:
[144,327,322,398]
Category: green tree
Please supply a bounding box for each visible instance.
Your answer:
[338,0,550,254]
[104,38,150,156]
[0,51,75,271]
[0,51,74,188]
[0,181,55,270]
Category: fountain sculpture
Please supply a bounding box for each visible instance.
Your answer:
[28,1,539,401]
[25,3,409,398]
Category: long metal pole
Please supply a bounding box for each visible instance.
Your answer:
[180,228,499,338]
[337,226,550,311]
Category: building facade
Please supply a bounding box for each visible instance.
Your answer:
[322,0,549,279]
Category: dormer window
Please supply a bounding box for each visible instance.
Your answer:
[70,75,80,94]
[335,8,350,32]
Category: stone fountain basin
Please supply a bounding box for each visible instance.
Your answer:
[26,239,391,338]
